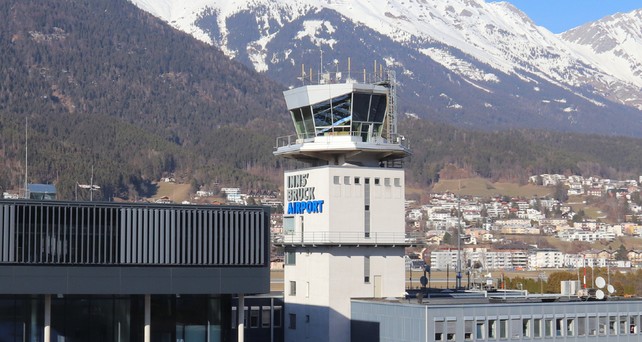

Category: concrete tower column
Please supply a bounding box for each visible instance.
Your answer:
[144,294,151,342]
[237,294,245,342]
[44,294,51,342]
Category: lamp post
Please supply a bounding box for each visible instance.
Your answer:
[456,198,462,289]
[77,165,100,201]
[446,263,450,289]
[539,272,548,295]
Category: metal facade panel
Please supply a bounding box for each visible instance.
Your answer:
[247,212,252,264]
[180,209,186,264]
[186,209,192,264]
[242,212,248,264]
[0,205,6,262]
[233,211,239,265]
[136,208,142,263]
[153,209,159,264]
[169,209,175,264]
[212,210,218,264]
[206,210,211,264]
[121,208,129,263]
[223,210,229,265]
[0,200,269,268]
[91,206,96,264]
[8,205,15,262]
[195,209,201,264]
[158,209,165,264]
[259,211,266,264]
[56,205,61,263]
[0,205,7,262]
[142,208,148,264]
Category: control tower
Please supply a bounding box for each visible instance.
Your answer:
[275,70,411,342]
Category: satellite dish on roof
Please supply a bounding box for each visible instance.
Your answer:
[595,276,606,289]
[607,284,615,294]
[596,289,605,300]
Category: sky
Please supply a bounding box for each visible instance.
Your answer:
[491,0,642,33]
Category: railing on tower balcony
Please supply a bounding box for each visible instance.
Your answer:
[278,231,423,246]
[275,132,409,150]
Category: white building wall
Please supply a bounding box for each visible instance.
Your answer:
[283,166,406,342]
[284,166,404,239]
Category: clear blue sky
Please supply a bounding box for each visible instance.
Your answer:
[491,0,642,33]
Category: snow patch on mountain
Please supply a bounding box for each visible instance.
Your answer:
[297,20,338,48]
[421,47,499,83]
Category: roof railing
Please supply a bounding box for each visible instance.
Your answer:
[278,231,423,246]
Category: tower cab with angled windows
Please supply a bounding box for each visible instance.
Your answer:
[275,70,411,342]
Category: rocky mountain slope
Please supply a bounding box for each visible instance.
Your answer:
[130,0,642,136]
[562,9,642,111]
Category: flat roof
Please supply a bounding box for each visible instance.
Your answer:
[27,183,56,193]
[352,290,642,306]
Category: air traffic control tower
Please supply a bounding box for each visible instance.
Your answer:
[275,70,411,342]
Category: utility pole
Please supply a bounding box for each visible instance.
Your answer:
[90,165,94,201]
[456,198,462,289]
[24,117,28,199]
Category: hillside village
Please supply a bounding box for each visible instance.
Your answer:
[11,172,642,274]
[149,173,642,273]
[408,174,642,273]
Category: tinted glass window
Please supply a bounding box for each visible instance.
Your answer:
[331,94,351,126]
[291,108,305,137]
[352,93,370,121]
[312,100,333,127]
[301,106,315,138]
[370,94,387,123]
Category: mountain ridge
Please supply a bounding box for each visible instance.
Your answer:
[0,0,289,199]
[5,0,642,201]
[130,0,642,136]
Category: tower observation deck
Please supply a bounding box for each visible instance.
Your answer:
[275,71,410,167]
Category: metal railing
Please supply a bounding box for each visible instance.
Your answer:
[278,231,423,245]
[296,70,394,87]
[275,132,409,150]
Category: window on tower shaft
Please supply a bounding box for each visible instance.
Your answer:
[289,281,296,296]
[364,256,370,283]
[285,251,296,265]
[289,314,296,330]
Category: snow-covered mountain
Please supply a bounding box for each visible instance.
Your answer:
[129,0,642,136]
[562,9,642,111]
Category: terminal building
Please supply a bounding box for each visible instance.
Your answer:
[351,292,642,342]
[0,199,270,342]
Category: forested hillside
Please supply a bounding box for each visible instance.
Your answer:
[3,0,642,201]
[402,119,642,186]
[0,0,289,199]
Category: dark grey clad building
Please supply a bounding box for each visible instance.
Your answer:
[0,199,270,342]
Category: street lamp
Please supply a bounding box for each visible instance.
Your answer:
[538,272,548,294]
[77,183,101,201]
[77,165,100,201]
[456,197,462,289]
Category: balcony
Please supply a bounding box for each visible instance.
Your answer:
[275,132,409,151]
[278,231,422,247]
